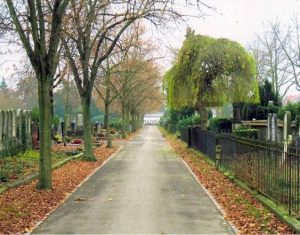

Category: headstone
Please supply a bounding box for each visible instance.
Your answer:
[271,114,277,142]
[283,111,292,159]
[71,122,76,132]
[24,111,28,137]
[12,110,16,137]
[7,110,12,138]
[27,111,32,136]
[3,111,7,138]
[283,111,291,141]
[267,113,278,142]
[17,110,23,144]
[267,113,272,141]
[76,113,83,130]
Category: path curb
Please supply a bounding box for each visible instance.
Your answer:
[179,157,239,234]
[29,145,124,234]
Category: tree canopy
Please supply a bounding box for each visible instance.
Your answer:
[164,30,260,113]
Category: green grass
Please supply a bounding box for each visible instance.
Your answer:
[0,150,67,185]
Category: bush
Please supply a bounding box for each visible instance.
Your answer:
[110,121,122,130]
[52,115,60,128]
[208,118,232,133]
[268,103,279,114]
[233,126,258,139]
[177,114,201,129]
[0,169,9,182]
[53,134,62,143]
[167,124,177,133]
[31,107,39,123]
[166,107,195,124]
[277,102,300,121]
[65,136,72,143]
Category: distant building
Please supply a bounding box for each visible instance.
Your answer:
[144,112,164,125]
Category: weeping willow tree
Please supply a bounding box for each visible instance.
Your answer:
[164,30,260,129]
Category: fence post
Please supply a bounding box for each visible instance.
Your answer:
[215,137,221,169]
[188,126,191,148]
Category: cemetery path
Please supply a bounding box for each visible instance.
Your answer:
[33,126,234,234]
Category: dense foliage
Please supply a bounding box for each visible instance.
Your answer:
[164,30,259,113]
[176,114,201,129]
[233,126,259,139]
[208,118,232,133]
[233,80,281,120]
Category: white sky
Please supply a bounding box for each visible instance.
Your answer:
[1,0,300,95]
[149,0,300,96]
[155,0,300,69]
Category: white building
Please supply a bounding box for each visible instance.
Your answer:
[144,112,164,125]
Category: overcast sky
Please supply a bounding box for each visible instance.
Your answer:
[155,0,300,70]
[1,0,300,94]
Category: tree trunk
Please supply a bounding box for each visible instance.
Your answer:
[37,77,52,189]
[199,108,208,130]
[131,114,138,132]
[50,86,54,123]
[105,101,112,148]
[82,95,96,161]
[63,78,70,142]
[121,104,127,139]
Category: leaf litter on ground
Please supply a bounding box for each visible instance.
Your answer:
[162,129,294,235]
[0,145,117,234]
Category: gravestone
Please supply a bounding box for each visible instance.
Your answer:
[267,113,272,141]
[17,110,23,143]
[267,113,278,142]
[12,110,16,137]
[7,110,12,138]
[76,113,83,131]
[71,121,76,133]
[283,112,291,141]
[283,112,292,158]
[24,111,30,146]
[271,114,277,142]
[3,111,7,138]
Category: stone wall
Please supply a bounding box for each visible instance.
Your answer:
[0,109,32,154]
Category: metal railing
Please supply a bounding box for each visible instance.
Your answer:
[177,126,300,218]
[189,127,217,161]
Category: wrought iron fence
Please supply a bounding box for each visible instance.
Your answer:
[178,127,189,143]
[189,127,217,161]
[175,126,300,217]
[219,134,300,217]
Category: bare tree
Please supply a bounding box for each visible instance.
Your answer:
[94,23,148,148]
[2,0,70,189]
[273,18,300,92]
[251,22,293,103]
[62,0,210,161]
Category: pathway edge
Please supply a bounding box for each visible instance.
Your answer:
[179,157,239,234]
[29,145,124,235]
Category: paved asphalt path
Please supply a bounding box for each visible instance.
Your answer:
[33,126,234,234]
